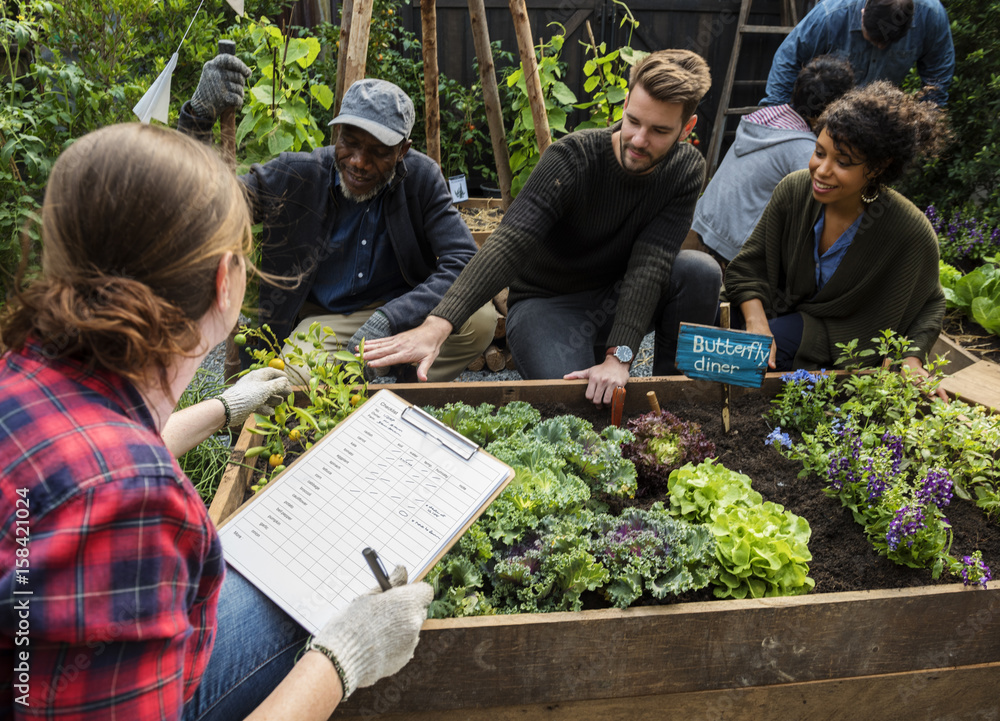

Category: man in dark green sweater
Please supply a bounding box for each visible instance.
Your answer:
[363,49,723,405]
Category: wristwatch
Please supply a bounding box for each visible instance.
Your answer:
[606,346,634,365]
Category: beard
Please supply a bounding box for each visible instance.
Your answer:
[618,133,674,175]
[335,160,396,202]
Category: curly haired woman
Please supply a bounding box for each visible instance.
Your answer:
[724,81,949,393]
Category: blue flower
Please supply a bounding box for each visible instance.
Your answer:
[916,468,953,509]
[886,505,926,551]
[765,427,792,449]
[960,551,992,589]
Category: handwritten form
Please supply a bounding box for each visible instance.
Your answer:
[219,390,513,634]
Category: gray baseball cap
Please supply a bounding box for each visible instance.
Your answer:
[329,79,415,146]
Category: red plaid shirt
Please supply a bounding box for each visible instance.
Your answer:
[0,343,224,720]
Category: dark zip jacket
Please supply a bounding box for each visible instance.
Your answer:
[179,103,478,346]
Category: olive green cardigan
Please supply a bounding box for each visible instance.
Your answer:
[724,169,944,368]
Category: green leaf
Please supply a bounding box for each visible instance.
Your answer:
[267,127,295,156]
[310,83,334,110]
[606,87,626,104]
[551,81,578,105]
[584,76,600,93]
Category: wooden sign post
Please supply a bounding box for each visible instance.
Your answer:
[675,320,771,433]
[675,322,771,388]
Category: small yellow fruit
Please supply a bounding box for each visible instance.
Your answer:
[269,453,284,467]
[268,358,286,371]
[350,394,362,406]
[288,428,301,442]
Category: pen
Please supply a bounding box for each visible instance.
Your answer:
[362,547,392,591]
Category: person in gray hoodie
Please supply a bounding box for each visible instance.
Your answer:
[686,56,854,264]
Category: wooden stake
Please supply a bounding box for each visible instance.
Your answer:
[720,302,731,433]
[341,0,374,97]
[611,387,626,427]
[468,0,514,209]
[646,390,660,414]
[509,0,551,156]
[421,0,441,166]
[334,0,354,116]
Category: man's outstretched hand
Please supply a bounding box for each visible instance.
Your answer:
[360,316,453,382]
[564,355,630,406]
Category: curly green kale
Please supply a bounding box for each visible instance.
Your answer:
[527,415,638,498]
[591,503,717,608]
[423,400,541,446]
[622,410,716,494]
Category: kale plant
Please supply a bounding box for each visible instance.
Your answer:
[590,504,716,608]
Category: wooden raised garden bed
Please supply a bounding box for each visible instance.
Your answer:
[213,360,1000,720]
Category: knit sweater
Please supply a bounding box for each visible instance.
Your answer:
[432,125,705,355]
[724,169,945,368]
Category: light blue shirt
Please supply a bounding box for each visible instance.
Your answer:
[762,0,954,107]
[813,211,863,290]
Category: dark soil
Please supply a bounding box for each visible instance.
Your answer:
[539,391,1000,597]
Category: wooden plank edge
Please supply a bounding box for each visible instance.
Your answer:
[342,662,1000,720]
[208,414,259,526]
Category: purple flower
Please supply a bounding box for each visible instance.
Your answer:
[960,551,992,590]
[886,505,927,551]
[916,468,953,509]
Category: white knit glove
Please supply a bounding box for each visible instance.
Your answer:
[309,566,432,698]
[218,367,293,427]
[190,54,252,120]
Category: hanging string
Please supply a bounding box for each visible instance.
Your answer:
[176,0,208,55]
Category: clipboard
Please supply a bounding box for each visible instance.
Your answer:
[217,389,514,634]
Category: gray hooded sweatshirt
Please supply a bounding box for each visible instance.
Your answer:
[692,111,816,261]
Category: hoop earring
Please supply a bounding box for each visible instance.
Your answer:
[861,181,881,204]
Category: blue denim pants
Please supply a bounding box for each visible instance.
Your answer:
[505,250,723,377]
[183,566,310,721]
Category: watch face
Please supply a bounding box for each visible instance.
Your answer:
[614,346,633,363]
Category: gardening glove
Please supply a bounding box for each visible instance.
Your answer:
[189,54,252,120]
[218,367,293,427]
[308,565,432,698]
[348,310,393,379]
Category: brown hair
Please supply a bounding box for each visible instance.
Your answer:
[814,81,950,185]
[0,123,252,393]
[628,49,712,121]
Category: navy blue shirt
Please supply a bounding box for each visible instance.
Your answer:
[308,175,409,314]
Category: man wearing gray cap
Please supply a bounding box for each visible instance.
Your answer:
[179,60,496,381]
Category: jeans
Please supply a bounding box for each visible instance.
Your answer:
[183,566,310,721]
[505,250,723,377]
[768,313,804,372]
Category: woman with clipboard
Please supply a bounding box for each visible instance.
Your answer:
[0,123,432,720]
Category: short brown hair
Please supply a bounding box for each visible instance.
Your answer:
[629,49,712,121]
[1,123,252,394]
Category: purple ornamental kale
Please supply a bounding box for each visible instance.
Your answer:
[622,410,716,494]
[916,468,954,509]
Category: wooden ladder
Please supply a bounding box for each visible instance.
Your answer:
[705,0,798,180]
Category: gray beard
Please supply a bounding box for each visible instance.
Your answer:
[336,165,396,203]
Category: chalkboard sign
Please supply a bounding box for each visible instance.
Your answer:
[675,323,772,388]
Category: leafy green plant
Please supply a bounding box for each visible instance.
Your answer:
[709,500,814,599]
[766,368,838,434]
[505,29,577,197]
[622,410,716,494]
[666,459,814,599]
[237,320,368,491]
[237,18,334,165]
[574,0,647,129]
[175,368,234,504]
[940,255,1000,336]
[927,206,1000,267]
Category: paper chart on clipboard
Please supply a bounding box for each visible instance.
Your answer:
[218,389,513,635]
